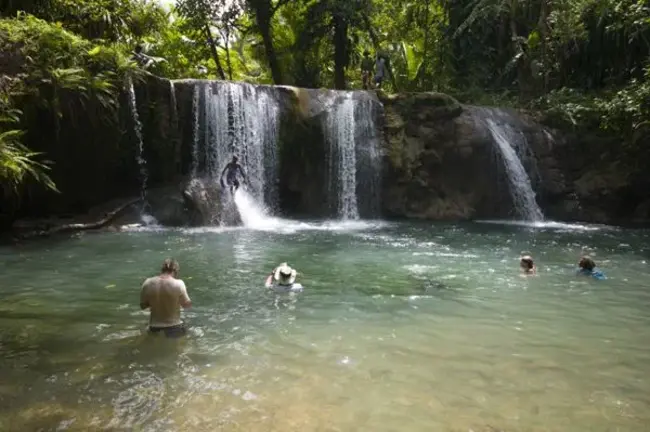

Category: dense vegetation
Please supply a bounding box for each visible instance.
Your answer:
[0,0,648,215]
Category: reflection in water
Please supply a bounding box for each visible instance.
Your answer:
[0,221,649,431]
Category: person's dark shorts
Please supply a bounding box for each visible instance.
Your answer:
[227,176,240,189]
[149,323,187,338]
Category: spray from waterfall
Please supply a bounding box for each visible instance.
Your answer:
[126,79,148,213]
[485,117,544,221]
[233,188,277,229]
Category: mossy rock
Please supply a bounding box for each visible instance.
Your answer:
[381,92,462,121]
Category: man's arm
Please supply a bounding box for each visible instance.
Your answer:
[140,281,150,310]
[220,164,228,187]
[179,280,192,309]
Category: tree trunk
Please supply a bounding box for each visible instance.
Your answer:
[509,0,529,98]
[223,29,234,80]
[333,12,348,89]
[249,0,283,84]
[204,24,226,80]
[421,1,431,90]
[537,0,549,93]
[18,198,142,239]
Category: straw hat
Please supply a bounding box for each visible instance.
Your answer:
[273,262,297,285]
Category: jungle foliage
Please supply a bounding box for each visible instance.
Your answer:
[0,0,648,195]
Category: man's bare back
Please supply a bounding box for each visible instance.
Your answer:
[140,259,191,337]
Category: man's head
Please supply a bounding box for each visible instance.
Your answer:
[161,258,180,277]
[520,255,534,271]
[231,156,238,163]
[579,256,596,271]
[135,44,143,54]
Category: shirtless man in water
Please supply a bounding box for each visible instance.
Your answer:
[220,155,247,193]
[140,258,192,338]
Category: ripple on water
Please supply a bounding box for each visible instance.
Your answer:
[107,370,165,429]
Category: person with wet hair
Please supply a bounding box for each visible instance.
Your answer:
[220,155,247,193]
[140,258,192,337]
[577,255,607,280]
[520,254,536,275]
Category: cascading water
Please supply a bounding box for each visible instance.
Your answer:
[126,79,148,212]
[259,90,280,211]
[355,96,382,217]
[327,95,359,219]
[169,81,178,131]
[325,93,382,220]
[189,81,281,226]
[482,113,544,221]
[191,85,200,178]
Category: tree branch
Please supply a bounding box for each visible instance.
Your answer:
[19,198,143,239]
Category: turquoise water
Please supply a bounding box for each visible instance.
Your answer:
[1,220,649,431]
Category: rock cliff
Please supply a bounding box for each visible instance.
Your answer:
[4,75,650,229]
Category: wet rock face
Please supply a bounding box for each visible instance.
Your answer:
[143,177,222,227]
[379,93,513,220]
[537,128,650,225]
[7,70,648,228]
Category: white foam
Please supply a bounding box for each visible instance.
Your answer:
[404,264,438,275]
[120,188,387,234]
[475,219,610,231]
[122,220,386,235]
[233,188,278,230]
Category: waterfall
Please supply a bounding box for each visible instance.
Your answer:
[189,81,281,221]
[327,95,359,219]
[355,96,382,217]
[126,79,148,210]
[259,90,280,212]
[169,81,178,130]
[482,114,544,221]
[191,85,200,178]
[325,93,382,220]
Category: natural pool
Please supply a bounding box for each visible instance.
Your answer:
[1,220,649,431]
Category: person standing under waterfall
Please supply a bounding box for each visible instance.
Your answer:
[361,50,374,90]
[220,156,247,193]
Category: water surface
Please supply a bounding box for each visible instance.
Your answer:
[1,221,649,431]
